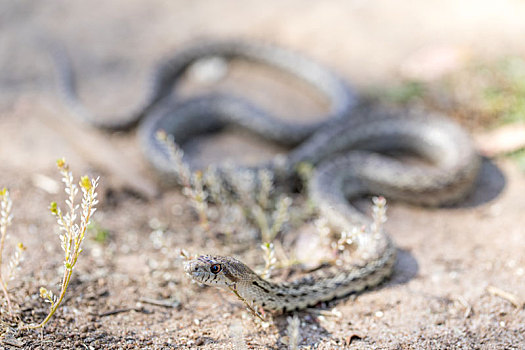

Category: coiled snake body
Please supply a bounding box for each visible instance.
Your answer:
[53,40,480,312]
[183,107,480,311]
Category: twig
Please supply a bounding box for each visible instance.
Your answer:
[487,285,524,309]
[456,295,473,318]
[138,297,179,308]
[96,307,149,317]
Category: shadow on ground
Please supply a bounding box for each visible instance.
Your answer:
[457,158,506,208]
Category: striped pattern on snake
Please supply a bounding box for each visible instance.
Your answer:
[184,105,480,312]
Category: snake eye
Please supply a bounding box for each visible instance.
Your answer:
[210,264,222,274]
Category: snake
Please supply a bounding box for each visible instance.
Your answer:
[184,106,480,312]
[51,39,481,312]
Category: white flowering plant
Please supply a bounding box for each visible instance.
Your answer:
[24,158,99,330]
[0,188,26,315]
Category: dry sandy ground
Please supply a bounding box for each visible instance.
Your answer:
[1,1,525,349]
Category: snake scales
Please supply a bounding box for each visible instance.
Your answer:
[53,40,481,312]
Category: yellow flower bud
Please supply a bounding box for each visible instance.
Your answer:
[80,176,92,190]
[49,202,58,214]
[56,158,66,169]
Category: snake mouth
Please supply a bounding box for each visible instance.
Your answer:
[184,260,208,283]
[184,260,198,276]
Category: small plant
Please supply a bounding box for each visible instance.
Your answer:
[183,171,209,230]
[228,169,292,243]
[24,159,99,329]
[255,169,273,210]
[260,242,277,280]
[88,221,110,244]
[0,188,25,315]
[315,196,388,265]
[156,130,294,242]
[285,314,300,350]
[370,196,387,235]
[156,131,209,229]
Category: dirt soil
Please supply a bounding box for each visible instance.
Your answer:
[1,1,525,349]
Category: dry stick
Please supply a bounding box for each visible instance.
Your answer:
[97,307,148,317]
[456,295,473,318]
[487,285,524,309]
[138,297,179,308]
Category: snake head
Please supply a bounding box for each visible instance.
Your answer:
[184,255,252,287]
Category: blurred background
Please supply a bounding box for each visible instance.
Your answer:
[2,0,525,170]
[1,1,525,348]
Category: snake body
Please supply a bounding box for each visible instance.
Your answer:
[52,40,355,133]
[183,106,480,312]
[53,39,481,312]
